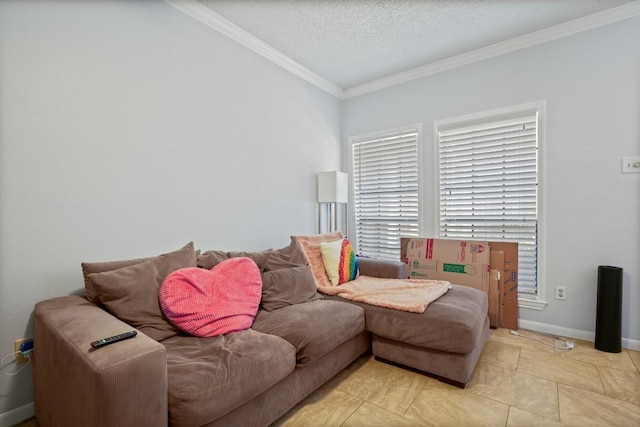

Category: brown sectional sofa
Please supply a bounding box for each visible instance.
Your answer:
[33,243,489,426]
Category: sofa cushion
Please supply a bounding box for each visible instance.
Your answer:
[260,254,322,312]
[163,329,296,427]
[195,249,229,270]
[356,257,407,279]
[291,232,343,288]
[159,258,262,337]
[81,242,196,306]
[196,242,304,270]
[325,284,487,354]
[86,242,197,341]
[251,300,365,367]
[265,241,309,268]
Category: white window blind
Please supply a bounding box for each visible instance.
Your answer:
[437,110,539,296]
[351,128,420,260]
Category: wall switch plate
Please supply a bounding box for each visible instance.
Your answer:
[622,156,640,173]
[555,286,566,300]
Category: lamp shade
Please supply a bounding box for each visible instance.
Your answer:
[318,171,348,203]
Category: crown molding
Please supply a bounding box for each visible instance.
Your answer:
[166,0,640,100]
[342,1,640,98]
[164,0,343,98]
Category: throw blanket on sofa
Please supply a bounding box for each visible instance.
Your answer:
[317,275,450,314]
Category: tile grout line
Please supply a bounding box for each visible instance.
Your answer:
[467,383,558,423]
[504,406,511,427]
[595,363,640,409]
[515,348,609,396]
[327,361,409,421]
[468,349,564,423]
[595,364,606,398]
[556,381,562,424]
[400,377,428,418]
[337,399,365,427]
[626,349,640,375]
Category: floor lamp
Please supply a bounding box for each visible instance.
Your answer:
[317,171,348,234]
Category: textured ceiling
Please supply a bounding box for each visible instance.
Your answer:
[196,0,635,89]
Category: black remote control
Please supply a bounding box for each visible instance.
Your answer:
[90,330,137,349]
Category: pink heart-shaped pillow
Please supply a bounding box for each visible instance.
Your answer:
[159,257,261,337]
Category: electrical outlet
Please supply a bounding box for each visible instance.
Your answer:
[14,338,33,364]
[555,286,567,300]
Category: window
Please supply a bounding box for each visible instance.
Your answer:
[435,102,545,304]
[350,126,421,260]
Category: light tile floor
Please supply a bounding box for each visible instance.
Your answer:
[274,328,640,426]
[17,328,640,427]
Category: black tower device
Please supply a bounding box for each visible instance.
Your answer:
[594,265,623,353]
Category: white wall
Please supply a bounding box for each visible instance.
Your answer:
[0,0,341,420]
[1,0,638,422]
[343,17,640,347]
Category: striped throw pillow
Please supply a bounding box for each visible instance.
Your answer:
[320,238,358,286]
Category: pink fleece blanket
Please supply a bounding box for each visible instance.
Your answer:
[317,275,450,313]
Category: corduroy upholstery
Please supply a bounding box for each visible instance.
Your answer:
[326,285,488,353]
[336,257,490,387]
[163,330,296,426]
[33,251,489,426]
[34,296,167,427]
[33,294,368,427]
[252,300,365,366]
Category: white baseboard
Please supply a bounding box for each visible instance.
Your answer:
[0,402,34,427]
[518,319,640,351]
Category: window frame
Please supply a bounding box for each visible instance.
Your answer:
[434,101,547,310]
[348,124,424,261]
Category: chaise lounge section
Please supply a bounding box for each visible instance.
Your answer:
[333,257,490,387]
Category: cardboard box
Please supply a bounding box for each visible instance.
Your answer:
[490,251,505,272]
[402,237,518,330]
[490,251,505,328]
[401,238,490,264]
[488,269,500,328]
[489,242,518,330]
[408,258,488,292]
[406,258,438,279]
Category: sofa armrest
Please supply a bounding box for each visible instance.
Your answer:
[356,257,407,279]
[34,296,167,427]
